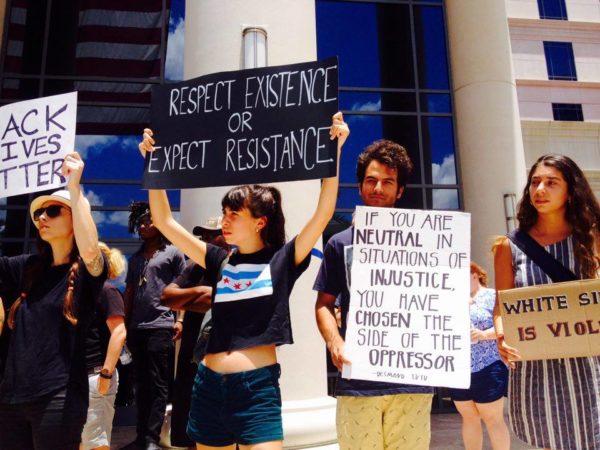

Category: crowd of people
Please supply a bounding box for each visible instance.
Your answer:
[0,112,599,450]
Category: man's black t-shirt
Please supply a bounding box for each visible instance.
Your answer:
[204,237,310,353]
[84,282,125,371]
[0,254,107,404]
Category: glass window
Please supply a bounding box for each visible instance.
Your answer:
[316,1,414,88]
[544,42,577,81]
[431,189,459,210]
[414,6,450,89]
[422,117,456,185]
[538,0,568,20]
[343,114,421,184]
[552,103,583,121]
[340,91,416,113]
[420,93,451,113]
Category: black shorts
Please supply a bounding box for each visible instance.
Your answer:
[448,360,508,404]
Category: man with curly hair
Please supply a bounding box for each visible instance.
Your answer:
[314,140,433,450]
[124,202,185,450]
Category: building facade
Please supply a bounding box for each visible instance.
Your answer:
[508,0,600,197]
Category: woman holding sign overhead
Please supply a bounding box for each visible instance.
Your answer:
[137,112,348,450]
[493,154,600,450]
[0,152,106,450]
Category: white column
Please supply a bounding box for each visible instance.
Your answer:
[182,1,337,447]
[446,0,528,273]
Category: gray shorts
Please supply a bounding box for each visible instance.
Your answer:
[81,371,119,450]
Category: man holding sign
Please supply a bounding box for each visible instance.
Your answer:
[314,141,433,450]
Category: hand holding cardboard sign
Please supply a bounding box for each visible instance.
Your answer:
[496,334,520,369]
[62,152,85,190]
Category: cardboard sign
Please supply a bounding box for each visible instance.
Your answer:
[143,57,339,189]
[0,92,76,198]
[499,278,600,360]
[343,206,472,389]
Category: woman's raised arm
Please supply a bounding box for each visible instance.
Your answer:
[294,112,349,266]
[139,129,208,268]
[63,152,103,276]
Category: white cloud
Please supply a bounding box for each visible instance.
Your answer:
[75,135,119,159]
[431,154,456,185]
[432,189,458,210]
[84,189,130,228]
[166,18,185,81]
[350,99,381,113]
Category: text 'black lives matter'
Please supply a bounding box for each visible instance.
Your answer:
[143,57,339,189]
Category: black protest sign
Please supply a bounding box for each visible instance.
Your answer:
[143,57,339,189]
[0,92,76,197]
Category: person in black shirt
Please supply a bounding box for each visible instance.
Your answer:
[138,112,349,449]
[123,202,185,450]
[81,242,127,450]
[0,152,107,450]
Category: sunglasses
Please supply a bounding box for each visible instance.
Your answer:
[33,204,65,221]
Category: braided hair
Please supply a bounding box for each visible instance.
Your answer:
[8,238,81,329]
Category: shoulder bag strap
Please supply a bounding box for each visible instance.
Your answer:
[507,229,577,282]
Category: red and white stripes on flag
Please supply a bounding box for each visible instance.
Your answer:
[75,0,169,134]
[1,0,170,135]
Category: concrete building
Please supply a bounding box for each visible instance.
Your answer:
[508,0,600,199]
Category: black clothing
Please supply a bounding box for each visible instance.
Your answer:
[0,254,107,404]
[0,386,87,450]
[129,328,173,447]
[170,261,206,447]
[204,238,310,354]
[84,282,125,370]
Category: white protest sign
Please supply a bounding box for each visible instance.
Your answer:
[342,206,471,388]
[0,92,77,198]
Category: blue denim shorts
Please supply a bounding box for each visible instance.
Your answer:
[448,359,508,403]
[187,363,283,446]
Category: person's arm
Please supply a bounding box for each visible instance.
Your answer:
[97,316,126,395]
[294,112,349,266]
[493,237,520,368]
[138,130,208,268]
[316,291,351,371]
[161,282,212,311]
[471,327,497,341]
[172,310,184,341]
[63,152,103,276]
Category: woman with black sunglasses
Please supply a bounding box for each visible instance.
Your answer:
[0,152,107,450]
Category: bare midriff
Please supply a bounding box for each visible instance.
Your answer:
[203,344,277,373]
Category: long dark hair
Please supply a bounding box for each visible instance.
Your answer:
[222,184,286,251]
[8,237,81,329]
[517,154,600,278]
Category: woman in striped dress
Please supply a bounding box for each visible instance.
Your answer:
[493,154,600,450]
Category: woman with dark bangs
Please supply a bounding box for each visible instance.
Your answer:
[0,152,106,450]
[138,113,348,450]
[493,154,600,450]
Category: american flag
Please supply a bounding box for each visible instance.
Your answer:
[1,0,170,135]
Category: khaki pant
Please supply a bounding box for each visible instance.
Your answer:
[336,394,433,450]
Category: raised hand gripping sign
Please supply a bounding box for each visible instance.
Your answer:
[0,92,77,198]
[143,57,339,189]
[343,206,472,389]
